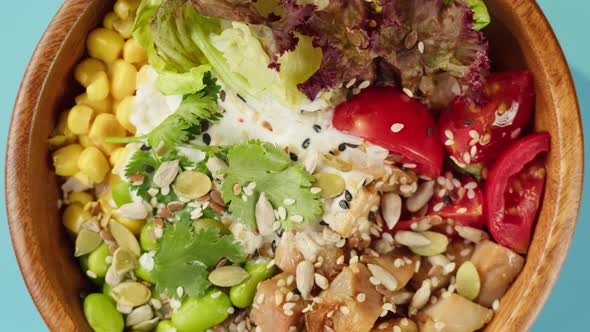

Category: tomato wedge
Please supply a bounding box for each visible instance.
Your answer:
[333,87,444,178]
[439,70,534,167]
[485,132,550,253]
[395,173,484,233]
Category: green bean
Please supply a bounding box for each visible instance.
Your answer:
[171,288,232,332]
[230,258,276,308]
[140,222,159,251]
[155,320,177,332]
[83,293,124,332]
[192,218,230,235]
[135,264,154,283]
[88,243,110,278]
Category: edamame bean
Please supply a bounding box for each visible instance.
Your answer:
[83,293,124,332]
[135,264,154,283]
[171,289,232,332]
[192,218,229,235]
[88,243,111,278]
[230,258,276,308]
[155,320,177,332]
[102,283,115,301]
[112,181,132,208]
[140,222,159,251]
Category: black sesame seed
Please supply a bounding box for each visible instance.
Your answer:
[347,90,354,101]
[345,143,359,149]
[203,133,211,145]
[338,143,347,152]
[320,220,328,226]
[275,229,284,237]
[292,288,301,295]
[302,138,311,149]
[464,119,475,126]
[144,165,155,173]
[339,200,350,209]
[368,211,376,222]
[313,124,322,133]
[271,240,277,252]
[344,190,353,202]
[328,150,336,155]
[427,127,433,137]
[443,196,452,205]
[140,144,151,151]
[237,94,246,103]
[201,121,209,132]
[289,152,298,162]
[220,90,226,102]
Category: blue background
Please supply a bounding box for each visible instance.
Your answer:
[0,1,587,331]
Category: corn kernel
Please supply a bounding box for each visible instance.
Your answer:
[75,58,107,87]
[87,28,125,63]
[56,111,78,141]
[63,203,92,234]
[113,17,134,39]
[89,114,127,155]
[79,147,111,183]
[99,191,144,235]
[69,192,94,205]
[79,135,96,148]
[116,96,136,134]
[52,144,83,177]
[136,64,151,85]
[110,60,137,100]
[87,71,110,101]
[112,146,133,174]
[114,0,140,20]
[103,11,117,30]
[74,172,93,187]
[76,93,112,114]
[48,135,68,150]
[67,105,94,135]
[123,38,147,64]
[109,147,125,166]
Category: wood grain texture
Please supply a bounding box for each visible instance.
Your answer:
[4,0,583,331]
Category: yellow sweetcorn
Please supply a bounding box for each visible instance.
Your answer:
[76,93,112,114]
[114,0,140,20]
[123,39,147,65]
[67,105,95,135]
[110,60,137,100]
[87,71,110,102]
[87,28,125,63]
[89,114,127,155]
[75,58,107,88]
[79,135,97,148]
[103,12,118,30]
[79,147,111,183]
[116,96,136,134]
[99,190,145,235]
[63,203,92,234]
[112,146,133,175]
[69,192,94,205]
[74,172,94,187]
[53,144,84,177]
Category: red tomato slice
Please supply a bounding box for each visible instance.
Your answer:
[395,173,484,234]
[485,132,550,254]
[333,87,444,179]
[439,70,534,167]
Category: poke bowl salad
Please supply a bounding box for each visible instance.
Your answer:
[49,0,551,331]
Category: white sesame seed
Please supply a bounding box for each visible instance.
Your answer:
[456,207,467,214]
[283,302,296,311]
[469,130,479,139]
[433,202,445,212]
[402,88,414,98]
[227,307,235,314]
[356,293,366,302]
[284,310,294,316]
[445,139,455,146]
[290,215,304,223]
[283,198,295,206]
[278,206,287,220]
[86,270,97,279]
[463,152,471,164]
[241,194,248,202]
[176,286,184,298]
[470,145,478,158]
[493,299,501,311]
[443,262,456,275]
[511,128,521,139]
[394,326,402,332]
[391,123,405,133]
[358,80,371,90]
[402,163,417,169]
[336,255,345,265]
[452,178,461,188]
[346,78,357,88]
[310,187,322,194]
[340,306,350,315]
[315,273,329,289]
[467,189,476,199]
[418,41,425,54]
[444,130,454,139]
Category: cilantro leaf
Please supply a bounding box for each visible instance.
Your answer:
[152,222,246,297]
[107,72,222,148]
[221,140,322,230]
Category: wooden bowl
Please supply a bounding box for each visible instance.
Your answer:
[6,0,583,331]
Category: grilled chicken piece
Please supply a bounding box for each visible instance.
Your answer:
[275,229,344,280]
[372,318,419,332]
[361,248,418,291]
[470,240,525,307]
[250,273,305,332]
[445,240,475,266]
[305,263,381,332]
[418,293,493,332]
[324,187,380,238]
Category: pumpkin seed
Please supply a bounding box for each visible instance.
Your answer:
[174,171,212,199]
[313,173,346,199]
[109,220,141,256]
[126,304,154,327]
[409,231,449,257]
[111,281,151,307]
[456,261,480,301]
[192,218,230,235]
[208,265,250,287]
[131,317,159,331]
[322,153,353,172]
[255,193,275,236]
[112,248,138,276]
[75,229,103,257]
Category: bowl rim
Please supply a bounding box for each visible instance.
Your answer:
[5,0,584,331]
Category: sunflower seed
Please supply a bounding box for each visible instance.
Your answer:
[153,160,180,188]
[409,232,449,257]
[406,181,435,213]
[367,264,398,291]
[255,193,275,236]
[410,280,432,313]
[296,261,314,298]
[455,225,489,243]
[131,317,160,332]
[116,202,149,220]
[126,304,153,327]
[395,231,431,247]
[381,192,402,229]
[206,157,228,180]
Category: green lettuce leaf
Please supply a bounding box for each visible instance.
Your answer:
[220,140,323,230]
[153,223,246,297]
[133,0,168,71]
[156,64,212,95]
